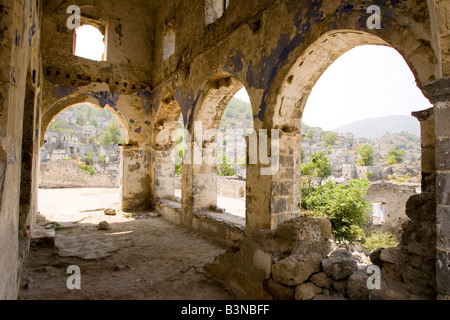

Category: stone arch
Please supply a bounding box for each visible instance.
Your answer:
[153,95,184,203]
[264,29,435,131]
[193,71,244,133]
[71,5,110,61]
[41,91,131,148]
[239,24,436,233]
[42,101,129,145]
[184,71,251,221]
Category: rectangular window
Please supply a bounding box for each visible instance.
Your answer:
[163,18,176,61]
[205,0,229,25]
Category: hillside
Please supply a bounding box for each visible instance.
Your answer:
[331,115,420,140]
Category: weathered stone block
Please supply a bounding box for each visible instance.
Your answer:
[370,247,385,268]
[310,272,331,289]
[321,249,358,281]
[331,279,348,293]
[436,137,450,170]
[271,253,322,286]
[436,249,450,296]
[253,249,272,279]
[437,173,450,206]
[437,206,450,250]
[275,217,332,259]
[347,267,370,300]
[434,105,450,137]
[295,282,322,300]
[380,247,402,265]
[267,279,295,300]
[271,197,287,214]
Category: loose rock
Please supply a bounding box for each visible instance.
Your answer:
[104,209,116,216]
[98,221,111,231]
[272,253,322,286]
[295,282,322,300]
[321,249,358,280]
[310,272,332,289]
[347,267,370,300]
[267,279,295,300]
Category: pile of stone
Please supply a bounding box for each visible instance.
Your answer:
[206,217,377,300]
[368,192,437,299]
[268,248,360,300]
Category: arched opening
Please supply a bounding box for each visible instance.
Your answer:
[215,87,253,218]
[38,103,127,225]
[190,73,253,227]
[261,31,437,299]
[205,0,229,25]
[74,24,106,61]
[299,44,432,244]
[174,114,185,199]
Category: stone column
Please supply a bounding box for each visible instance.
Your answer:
[154,149,175,200]
[421,78,450,299]
[245,130,302,234]
[412,108,436,193]
[180,140,217,227]
[270,132,302,226]
[120,146,152,212]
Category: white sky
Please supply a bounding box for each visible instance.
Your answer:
[75,25,105,61]
[234,45,433,131]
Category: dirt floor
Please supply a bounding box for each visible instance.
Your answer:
[18,188,235,300]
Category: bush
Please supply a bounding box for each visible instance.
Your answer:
[301,178,371,242]
[218,155,236,177]
[79,164,96,176]
[362,230,399,252]
[357,145,375,166]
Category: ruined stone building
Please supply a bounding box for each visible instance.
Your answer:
[1,0,449,300]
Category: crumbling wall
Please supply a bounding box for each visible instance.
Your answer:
[0,0,42,300]
[206,218,331,299]
[365,181,420,232]
[40,0,155,212]
[39,161,119,189]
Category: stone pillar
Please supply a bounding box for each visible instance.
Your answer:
[270,132,302,225]
[245,130,302,234]
[421,78,450,299]
[180,140,217,227]
[154,149,175,200]
[412,108,436,193]
[191,140,218,212]
[120,146,152,212]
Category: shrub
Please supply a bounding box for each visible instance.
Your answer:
[301,178,371,242]
[218,155,236,177]
[79,164,95,175]
[362,230,399,252]
[357,145,375,166]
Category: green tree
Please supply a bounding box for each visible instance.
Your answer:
[100,121,124,145]
[84,151,95,166]
[90,117,98,128]
[98,155,106,164]
[387,147,406,165]
[302,179,370,242]
[76,112,86,126]
[311,151,333,183]
[323,132,338,147]
[218,154,236,177]
[357,144,375,166]
[306,129,314,140]
[174,132,185,176]
[100,131,114,146]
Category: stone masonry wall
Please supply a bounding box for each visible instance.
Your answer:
[365,181,420,232]
[40,161,119,189]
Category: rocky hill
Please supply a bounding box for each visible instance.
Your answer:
[301,123,421,183]
[331,115,420,140]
